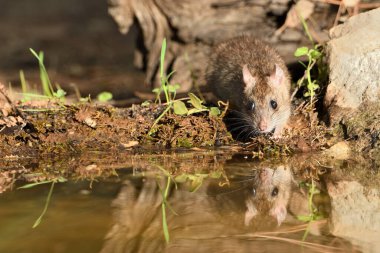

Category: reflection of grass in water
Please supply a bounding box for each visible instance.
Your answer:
[297,179,325,240]
[31,182,55,228]
[18,177,67,228]
[236,220,343,252]
[161,177,171,243]
[155,164,227,243]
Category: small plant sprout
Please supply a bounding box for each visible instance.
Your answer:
[148,39,222,135]
[26,48,67,100]
[97,91,113,102]
[173,93,220,117]
[294,46,322,102]
[293,12,327,105]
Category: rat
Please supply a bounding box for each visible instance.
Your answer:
[206,36,291,137]
[244,166,294,226]
[208,165,295,227]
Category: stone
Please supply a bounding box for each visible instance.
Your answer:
[324,8,380,123]
[327,180,380,252]
[323,141,351,160]
[280,29,303,42]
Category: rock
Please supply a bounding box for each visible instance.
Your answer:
[327,180,380,252]
[323,141,351,160]
[280,29,303,42]
[324,8,380,123]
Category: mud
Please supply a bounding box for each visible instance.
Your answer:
[0,101,234,156]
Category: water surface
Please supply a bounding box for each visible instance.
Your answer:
[1,151,379,253]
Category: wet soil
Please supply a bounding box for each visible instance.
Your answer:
[0,100,232,156]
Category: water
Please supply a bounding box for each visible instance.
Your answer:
[0,151,379,253]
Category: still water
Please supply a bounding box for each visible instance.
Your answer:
[0,151,379,253]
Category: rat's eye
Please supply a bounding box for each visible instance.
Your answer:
[271,187,279,197]
[270,100,278,109]
[247,101,255,111]
[252,188,256,197]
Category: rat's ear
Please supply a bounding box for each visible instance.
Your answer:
[242,64,256,92]
[244,199,258,226]
[270,64,284,86]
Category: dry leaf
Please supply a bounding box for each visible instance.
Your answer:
[84,117,97,128]
[275,0,315,35]
[343,0,360,8]
[121,140,139,148]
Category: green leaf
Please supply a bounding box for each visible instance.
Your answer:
[141,101,150,107]
[188,93,203,109]
[297,215,312,222]
[54,88,67,98]
[188,174,208,192]
[209,171,222,178]
[189,176,203,192]
[57,177,67,183]
[80,97,90,102]
[173,100,188,115]
[209,107,221,117]
[174,174,188,183]
[167,84,180,93]
[97,91,113,102]
[309,49,322,59]
[294,47,309,57]
[188,108,207,115]
[152,88,161,94]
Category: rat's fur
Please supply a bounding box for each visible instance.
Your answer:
[206,36,291,137]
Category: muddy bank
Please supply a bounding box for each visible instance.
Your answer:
[0,97,341,158]
[0,102,232,156]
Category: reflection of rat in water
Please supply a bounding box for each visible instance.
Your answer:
[244,166,294,226]
[206,36,291,137]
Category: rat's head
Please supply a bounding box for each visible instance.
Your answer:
[244,166,293,226]
[241,64,291,134]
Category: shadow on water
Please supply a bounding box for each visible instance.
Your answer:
[1,150,379,253]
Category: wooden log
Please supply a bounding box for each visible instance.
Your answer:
[108,0,301,92]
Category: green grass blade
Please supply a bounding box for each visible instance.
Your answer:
[19,70,31,101]
[18,180,53,189]
[160,38,167,79]
[19,70,27,94]
[29,48,54,97]
[16,93,50,98]
[162,176,171,243]
[33,182,55,228]
[295,9,314,45]
[148,104,172,136]
[162,202,169,243]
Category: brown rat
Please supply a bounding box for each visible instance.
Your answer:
[244,166,294,226]
[206,36,291,137]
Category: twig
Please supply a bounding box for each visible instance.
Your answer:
[0,82,23,117]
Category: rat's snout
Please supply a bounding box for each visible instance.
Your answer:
[259,120,268,132]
